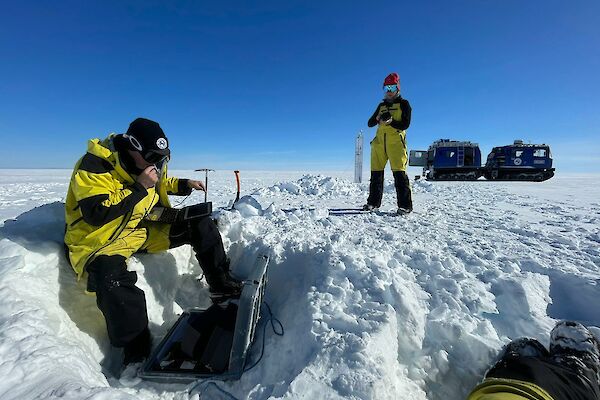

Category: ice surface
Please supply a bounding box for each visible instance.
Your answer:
[0,170,599,399]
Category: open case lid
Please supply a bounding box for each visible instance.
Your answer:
[139,254,269,383]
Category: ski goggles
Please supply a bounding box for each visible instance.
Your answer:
[124,133,170,164]
[383,84,398,93]
[143,150,170,165]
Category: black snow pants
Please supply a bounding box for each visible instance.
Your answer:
[366,170,413,210]
[85,216,228,364]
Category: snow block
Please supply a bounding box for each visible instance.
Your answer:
[139,255,269,382]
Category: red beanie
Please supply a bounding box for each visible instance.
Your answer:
[383,73,400,90]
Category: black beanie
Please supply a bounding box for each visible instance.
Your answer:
[125,118,170,156]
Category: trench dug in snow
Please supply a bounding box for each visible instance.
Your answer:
[1,174,599,400]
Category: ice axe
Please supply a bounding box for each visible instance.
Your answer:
[194,168,214,202]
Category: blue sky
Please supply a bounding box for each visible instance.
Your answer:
[0,1,598,172]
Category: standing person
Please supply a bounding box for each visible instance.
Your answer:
[64,118,242,374]
[467,320,600,400]
[363,72,413,214]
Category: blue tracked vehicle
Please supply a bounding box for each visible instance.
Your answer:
[409,139,483,180]
[410,139,555,182]
[483,140,555,181]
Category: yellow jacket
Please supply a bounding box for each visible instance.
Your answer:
[64,134,186,277]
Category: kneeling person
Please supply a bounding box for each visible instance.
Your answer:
[64,117,241,367]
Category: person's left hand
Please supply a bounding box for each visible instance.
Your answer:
[187,180,206,192]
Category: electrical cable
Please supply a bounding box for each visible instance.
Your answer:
[187,301,284,399]
[243,302,284,373]
[172,192,192,207]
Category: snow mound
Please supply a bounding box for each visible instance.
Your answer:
[233,195,264,217]
[254,175,365,197]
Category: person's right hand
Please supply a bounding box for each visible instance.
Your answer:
[379,111,392,125]
[137,166,159,189]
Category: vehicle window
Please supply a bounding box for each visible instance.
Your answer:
[464,148,474,165]
[533,149,547,157]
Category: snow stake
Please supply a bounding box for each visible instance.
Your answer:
[355,131,363,184]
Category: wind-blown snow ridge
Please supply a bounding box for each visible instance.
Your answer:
[0,172,599,400]
[254,175,364,197]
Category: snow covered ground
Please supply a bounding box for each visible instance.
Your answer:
[1,169,599,400]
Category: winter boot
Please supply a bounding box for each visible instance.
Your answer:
[221,258,242,288]
[120,327,151,386]
[500,337,550,360]
[366,170,384,209]
[393,170,413,213]
[485,338,549,379]
[197,246,243,297]
[206,272,243,302]
[204,259,243,301]
[119,362,143,387]
[550,320,600,379]
[123,326,152,366]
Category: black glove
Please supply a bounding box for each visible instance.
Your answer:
[380,111,392,122]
